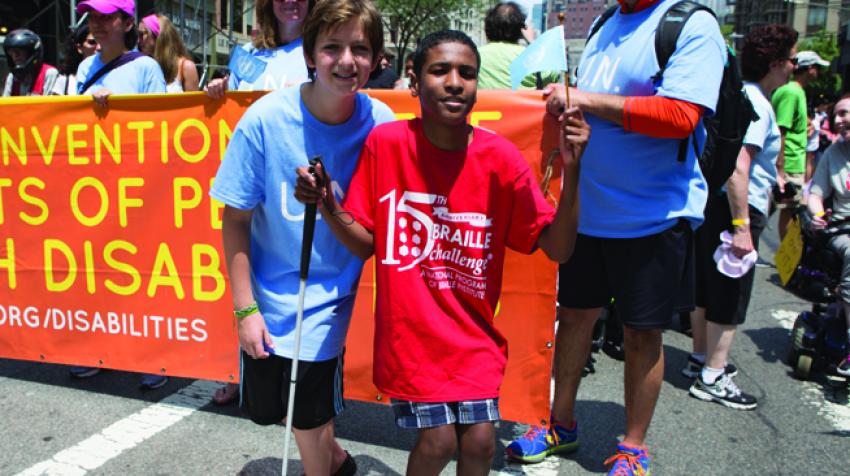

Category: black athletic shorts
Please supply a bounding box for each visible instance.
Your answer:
[557,219,695,330]
[695,193,767,325]
[239,350,344,430]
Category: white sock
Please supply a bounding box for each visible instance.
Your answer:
[701,366,724,384]
[691,353,706,363]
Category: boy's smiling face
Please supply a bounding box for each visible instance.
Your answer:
[411,41,478,127]
[306,19,376,97]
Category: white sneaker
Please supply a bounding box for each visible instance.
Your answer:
[689,374,757,410]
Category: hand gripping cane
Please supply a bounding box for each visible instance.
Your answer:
[282,156,322,475]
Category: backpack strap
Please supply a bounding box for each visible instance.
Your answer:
[652,0,715,83]
[650,0,718,163]
[587,5,619,43]
[80,51,144,94]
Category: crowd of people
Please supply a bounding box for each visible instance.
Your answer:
[3,0,850,475]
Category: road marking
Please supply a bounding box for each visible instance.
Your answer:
[771,309,850,436]
[771,309,798,330]
[497,457,561,475]
[13,377,563,475]
[16,380,217,476]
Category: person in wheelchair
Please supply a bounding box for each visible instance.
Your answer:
[806,93,850,377]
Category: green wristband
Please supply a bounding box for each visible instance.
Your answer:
[234,302,259,320]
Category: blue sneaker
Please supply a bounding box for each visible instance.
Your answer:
[604,443,650,476]
[69,366,101,378]
[139,374,168,390]
[505,420,579,463]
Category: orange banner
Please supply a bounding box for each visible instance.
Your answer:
[0,90,560,425]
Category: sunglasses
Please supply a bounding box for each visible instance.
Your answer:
[84,39,98,46]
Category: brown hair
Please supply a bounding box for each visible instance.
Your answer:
[153,14,191,83]
[253,0,316,50]
[740,24,798,82]
[302,0,383,69]
[120,11,138,50]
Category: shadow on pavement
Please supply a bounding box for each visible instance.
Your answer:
[239,457,298,475]
[743,326,793,365]
[349,454,404,475]
[238,454,402,476]
[0,358,197,403]
[559,400,626,472]
[335,399,414,451]
[767,272,783,288]
[662,343,693,391]
[335,399,626,473]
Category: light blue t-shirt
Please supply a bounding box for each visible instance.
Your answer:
[228,40,309,91]
[741,82,780,216]
[209,86,395,361]
[576,0,725,237]
[76,52,166,95]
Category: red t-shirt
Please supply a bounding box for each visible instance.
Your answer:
[343,119,556,402]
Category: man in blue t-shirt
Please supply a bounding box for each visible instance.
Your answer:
[506,0,725,473]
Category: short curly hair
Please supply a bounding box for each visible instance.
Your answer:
[412,29,480,78]
[484,2,526,43]
[740,24,798,82]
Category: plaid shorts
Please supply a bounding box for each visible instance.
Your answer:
[390,398,500,429]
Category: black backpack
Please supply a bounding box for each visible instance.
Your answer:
[587,0,757,193]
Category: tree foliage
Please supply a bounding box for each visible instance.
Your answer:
[719,23,734,45]
[376,0,488,74]
[798,30,842,106]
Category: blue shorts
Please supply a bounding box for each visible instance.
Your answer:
[390,398,500,429]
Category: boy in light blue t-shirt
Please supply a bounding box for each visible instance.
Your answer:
[208,1,393,474]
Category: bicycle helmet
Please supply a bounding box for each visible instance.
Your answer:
[3,29,44,82]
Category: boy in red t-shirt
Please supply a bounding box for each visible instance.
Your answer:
[296,29,588,475]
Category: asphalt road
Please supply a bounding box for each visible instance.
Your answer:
[2,218,849,475]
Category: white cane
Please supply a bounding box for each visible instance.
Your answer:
[282,156,322,475]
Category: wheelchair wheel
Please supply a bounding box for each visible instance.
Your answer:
[787,314,806,366]
[794,354,813,380]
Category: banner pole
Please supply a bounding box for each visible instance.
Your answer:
[558,12,570,108]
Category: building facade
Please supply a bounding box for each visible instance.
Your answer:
[733,0,850,38]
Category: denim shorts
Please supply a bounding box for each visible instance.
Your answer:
[390,398,500,429]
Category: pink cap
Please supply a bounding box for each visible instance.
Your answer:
[77,0,135,16]
[141,14,161,37]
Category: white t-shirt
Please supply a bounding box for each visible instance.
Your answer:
[50,74,78,96]
[227,39,309,91]
[2,68,60,96]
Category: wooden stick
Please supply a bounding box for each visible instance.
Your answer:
[558,12,570,108]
